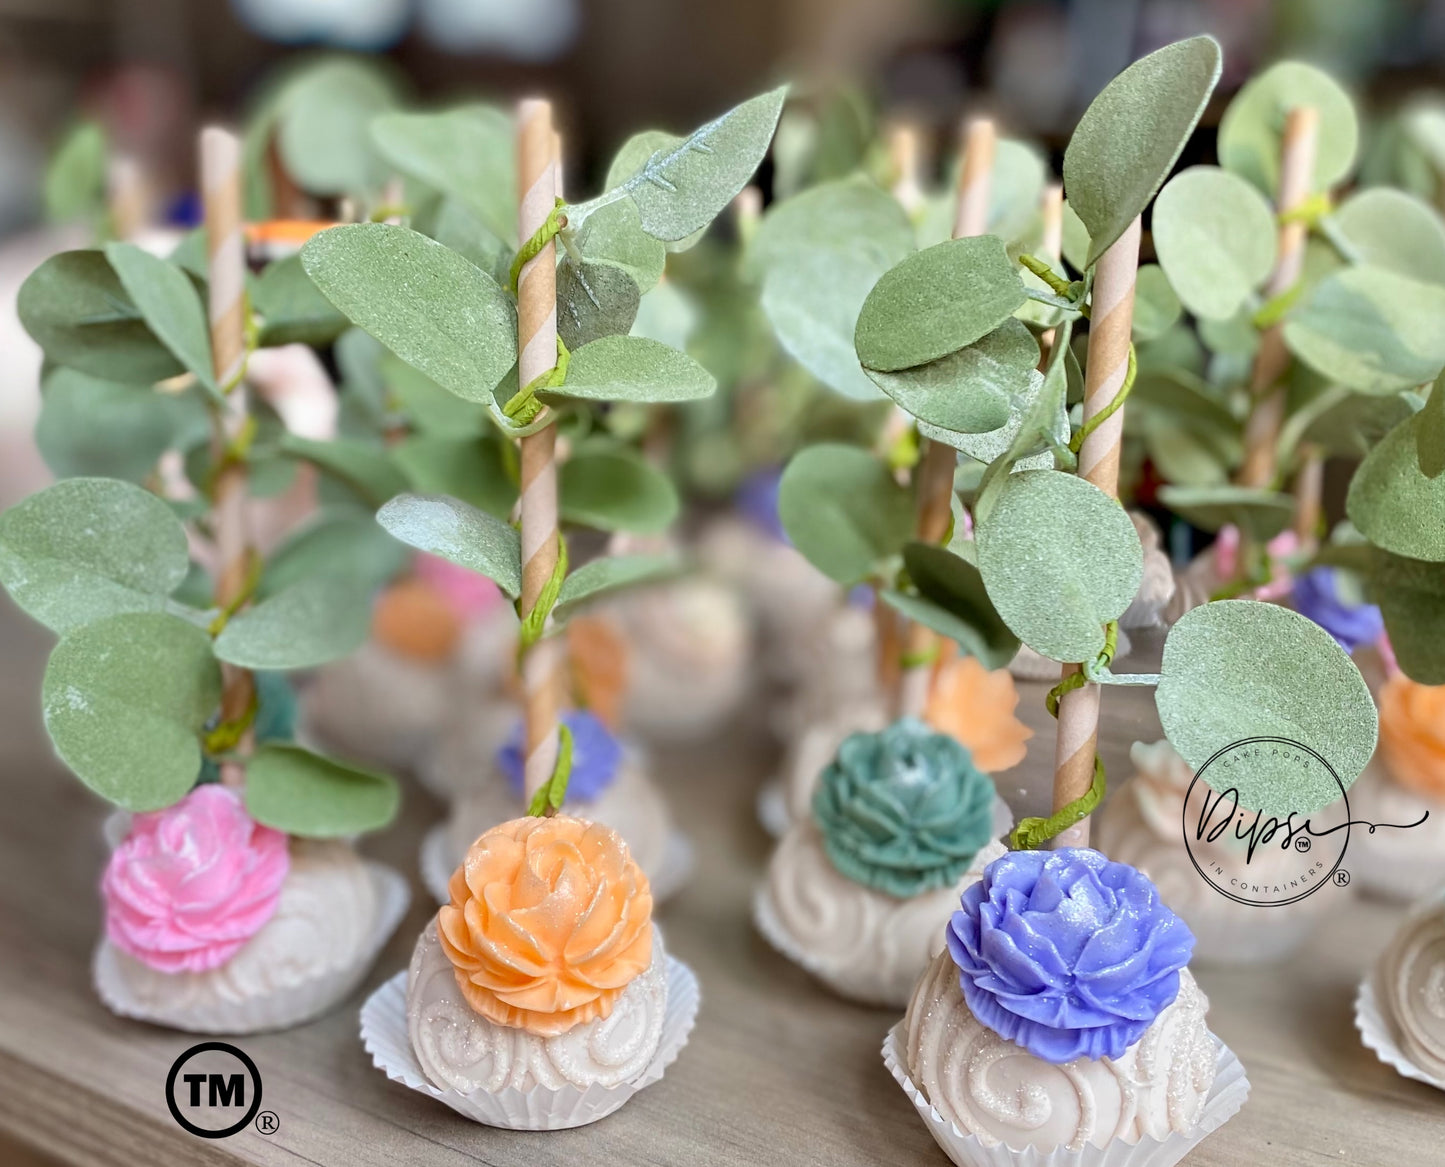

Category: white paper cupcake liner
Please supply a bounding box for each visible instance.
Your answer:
[882,1023,1249,1167]
[360,955,699,1130]
[1354,975,1445,1093]
[420,822,694,906]
[93,862,410,1034]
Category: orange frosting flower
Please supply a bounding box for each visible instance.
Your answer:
[437,816,653,1036]
[567,615,630,729]
[1379,674,1445,802]
[925,652,1032,772]
[372,577,462,663]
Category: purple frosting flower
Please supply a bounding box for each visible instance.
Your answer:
[736,468,786,543]
[947,848,1194,1064]
[499,710,622,803]
[1292,566,1384,653]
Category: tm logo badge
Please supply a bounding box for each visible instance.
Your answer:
[166,1042,274,1139]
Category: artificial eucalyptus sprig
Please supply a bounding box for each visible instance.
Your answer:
[299,86,785,806]
[1,126,405,837]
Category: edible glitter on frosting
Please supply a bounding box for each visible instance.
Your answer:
[947,847,1194,1064]
[498,709,623,803]
[101,785,290,974]
[1291,566,1384,654]
[437,815,653,1037]
[812,717,997,899]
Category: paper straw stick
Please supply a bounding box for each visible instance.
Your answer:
[107,154,148,241]
[887,121,925,215]
[516,99,565,804]
[897,119,995,719]
[1292,444,1324,547]
[201,126,254,790]
[1038,182,1065,361]
[1239,106,1319,488]
[1051,216,1141,849]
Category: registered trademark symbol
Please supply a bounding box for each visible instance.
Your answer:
[1335,869,1351,887]
[1294,835,1311,853]
[256,1112,280,1135]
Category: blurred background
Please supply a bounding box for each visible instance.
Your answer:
[5,0,1445,237]
[3,0,1445,496]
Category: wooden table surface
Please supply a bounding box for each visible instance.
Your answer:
[0,595,1439,1166]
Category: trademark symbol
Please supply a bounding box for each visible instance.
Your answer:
[1294,835,1311,853]
[165,1042,262,1139]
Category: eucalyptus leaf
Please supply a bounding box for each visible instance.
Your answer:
[630,278,698,351]
[1156,599,1377,815]
[552,335,715,404]
[855,236,1026,372]
[301,224,518,404]
[423,197,512,287]
[576,88,787,242]
[276,57,398,197]
[605,129,682,191]
[975,470,1143,663]
[1331,188,1445,286]
[102,243,217,393]
[777,443,914,584]
[382,352,488,437]
[44,120,106,225]
[376,493,522,598]
[214,573,371,670]
[1283,264,1445,395]
[1371,552,1445,684]
[261,511,410,599]
[17,250,183,384]
[1157,484,1294,540]
[0,477,190,633]
[1153,166,1278,320]
[761,250,889,400]
[1419,372,1445,478]
[1346,410,1445,561]
[554,553,681,621]
[867,318,1037,434]
[1061,201,1091,273]
[279,433,407,506]
[1218,61,1359,198]
[370,105,514,242]
[897,542,1019,669]
[559,444,679,534]
[254,254,350,348]
[1131,265,1182,342]
[1142,416,1233,487]
[245,743,399,837]
[35,370,205,483]
[392,434,517,520]
[556,259,641,349]
[1064,36,1222,266]
[42,612,220,810]
[747,175,915,279]
[572,198,667,293]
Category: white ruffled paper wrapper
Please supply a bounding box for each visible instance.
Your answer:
[419,822,695,907]
[882,1024,1250,1167]
[756,780,789,839]
[1354,976,1445,1093]
[360,956,699,1130]
[93,863,410,1034]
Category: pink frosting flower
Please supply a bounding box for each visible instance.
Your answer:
[413,553,505,622]
[101,786,290,974]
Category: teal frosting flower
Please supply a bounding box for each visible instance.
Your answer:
[812,717,997,898]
